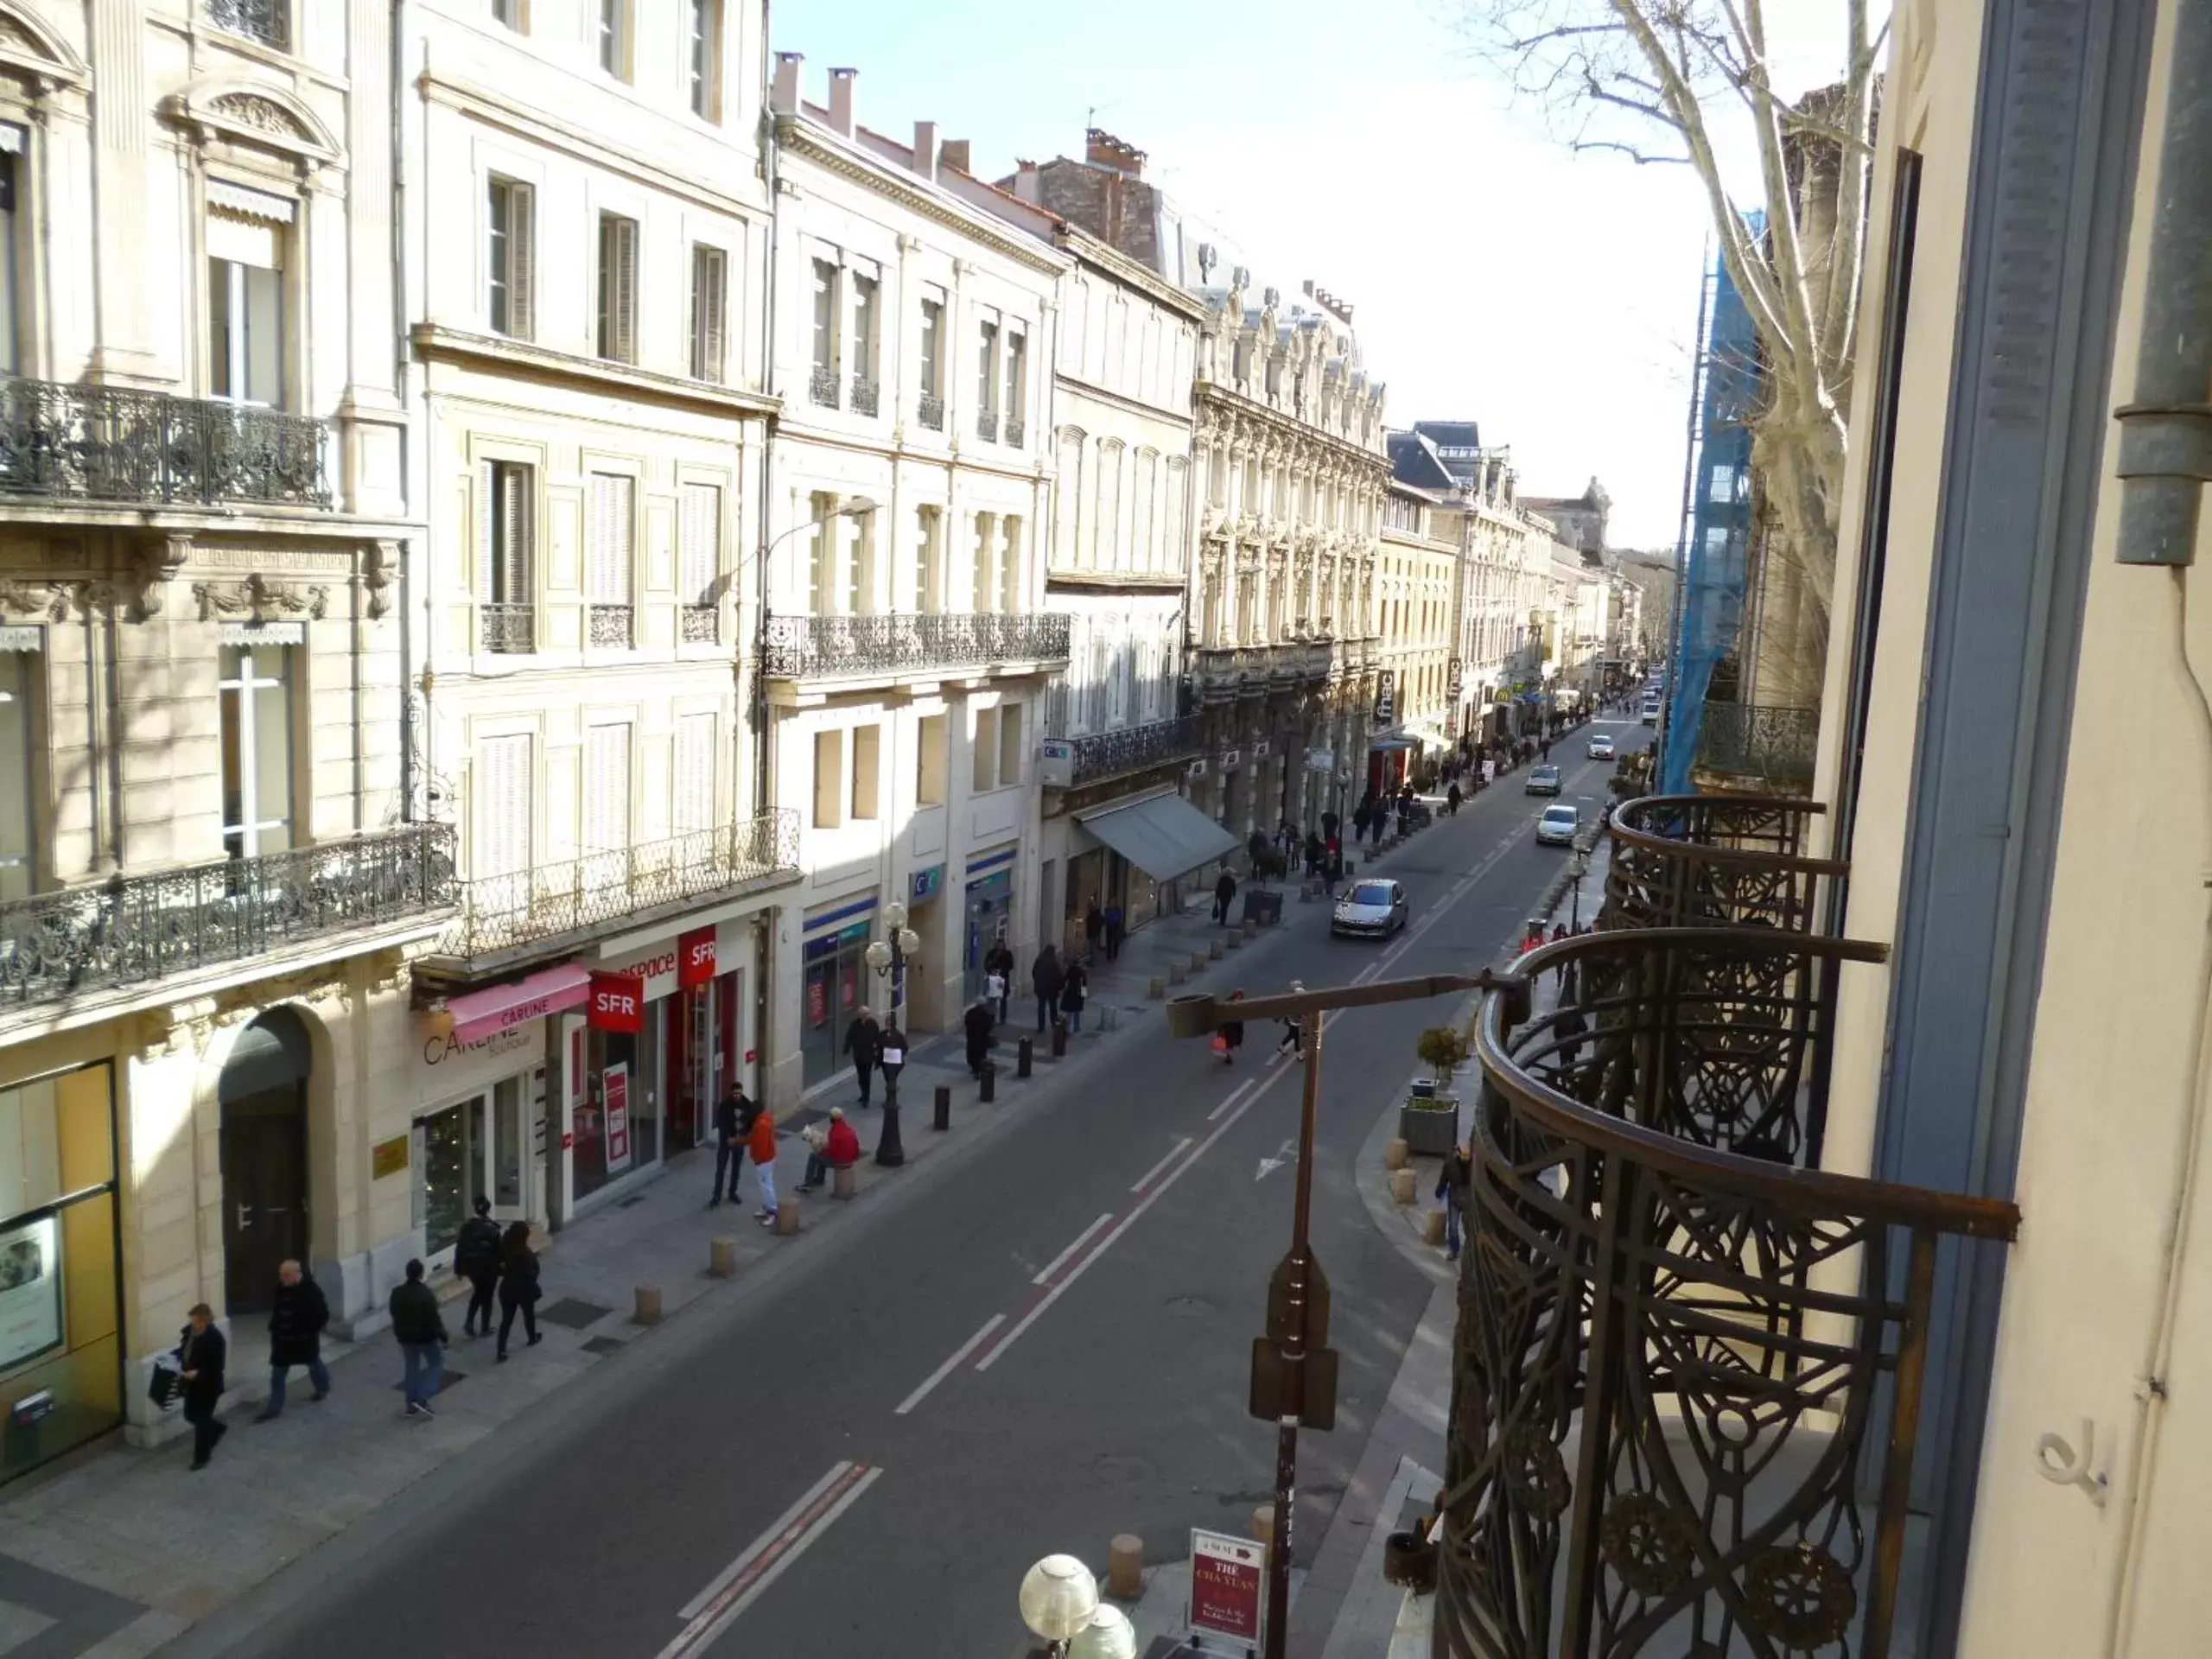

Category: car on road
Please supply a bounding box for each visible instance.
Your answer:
[1641,697,1662,726]
[1587,734,1616,760]
[1525,764,1562,796]
[1332,878,1409,938]
[1535,804,1581,847]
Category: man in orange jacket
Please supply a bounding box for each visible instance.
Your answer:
[748,1105,780,1227]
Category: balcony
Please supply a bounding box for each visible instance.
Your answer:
[207,0,289,51]
[808,365,839,410]
[761,612,1071,683]
[680,604,719,645]
[1189,639,1335,704]
[428,813,799,973]
[0,379,332,509]
[1695,701,1820,794]
[918,391,945,431]
[587,604,633,649]
[480,603,535,654]
[0,825,455,1019]
[850,375,880,418]
[976,409,999,442]
[1605,793,1844,932]
[1061,715,1204,788]
[1438,927,2019,1659]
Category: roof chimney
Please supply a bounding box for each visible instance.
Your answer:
[912,121,938,179]
[772,52,802,115]
[939,138,971,175]
[1084,127,1147,179]
[827,67,857,137]
[1012,160,1040,204]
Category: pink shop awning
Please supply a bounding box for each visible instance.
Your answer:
[447,963,591,1043]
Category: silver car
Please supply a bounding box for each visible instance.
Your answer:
[1587,734,1615,760]
[1535,804,1581,846]
[1332,879,1409,938]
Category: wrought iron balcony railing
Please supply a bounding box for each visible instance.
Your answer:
[480,603,535,654]
[850,375,880,417]
[761,612,1071,680]
[1695,700,1820,791]
[0,824,456,1013]
[436,813,799,966]
[1605,792,1845,932]
[0,378,332,508]
[917,391,945,431]
[1060,715,1205,787]
[1439,928,2020,1659]
[207,0,289,51]
[587,604,633,648]
[679,604,720,645]
[808,364,839,410]
[1004,416,1026,447]
[976,409,998,442]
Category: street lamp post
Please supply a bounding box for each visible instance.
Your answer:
[1569,848,1591,930]
[1165,970,1529,1659]
[862,899,923,1167]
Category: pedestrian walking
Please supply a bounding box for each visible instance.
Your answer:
[1303,832,1325,879]
[842,1006,881,1107]
[749,1103,781,1228]
[389,1258,448,1419]
[964,997,996,1077]
[985,941,1016,1022]
[177,1304,227,1470]
[456,1195,504,1332]
[708,1079,751,1208]
[1059,960,1089,1036]
[1541,737,1552,762]
[1032,946,1065,1033]
[1084,898,1105,959]
[877,1016,907,1107]
[1276,982,1306,1061]
[1103,901,1125,960]
[1436,1141,1471,1262]
[1324,847,1342,899]
[800,1108,864,1190]
[1213,990,1248,1065]
[1446,781,1462,816]
[1213,868,1237,925]
[254,1258,329,1421]
[494,1222,542,1361]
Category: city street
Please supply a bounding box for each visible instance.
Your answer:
[190,731,1640,1659]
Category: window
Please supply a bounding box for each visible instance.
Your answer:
[690,245,726,382]
[0,647,35,899]
[916,713,947,805]
[687,0,722,119]
[1000,517,1022,613]
[850,272,879,404]
[972,707,998,793]
[997,702,1023,790]
[597,213,639,364]
[207,220,285,406]
[587,472,635,646]
[846,509,874,615]
[672,712,715,836]
[976,316,1000,438]
[219,639,293,861]
[850,724,880,820]
[918,296,944,416]
[1055,432,1085,566]
[812,729,844,829]
[807,493,835,616]
[598,0,630,78]
[913,505,941,613]
[1004,329,1027,438]
[490,0,522,29]
[486,177,534,339]
[810,257,840,406]
[474,734,531,879]
[972,512,997,612]
[1135,452,1158,570]
[583,723,632,862]
[477,460,535,652]
[0,150,18,375]
[679,481,721,640]
[1095,443,1122,568]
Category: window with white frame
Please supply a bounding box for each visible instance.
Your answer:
[487,176,534,339]
[971,707,997,793]
[972,512,997,613]
[1003,328,1027,436]
[845,509,874,615]
[207,195,290,407]
[687,0,722,119]
[913,505,942,613]
[996,702,1023,790]
[477,459,536,652]
[690,244,727,382]
[598,0,631,79]
[810,258,840,405]
[473,734,532,880]
[219,633,296,861]
[812,729,843,828]
[586,472,636,646]
[807,493,836,616]
[999,517,1022,613]
[849,270,879,408]
[0,134,21,376]
[672,712,715,836]
[1055,431,1084,567]
[976,314,1000,435]
[1094,441,1123,569]
[0,642,36,899]
[597,213,639,364]
[489,0,523,30]
[1134,451,1159,571]
[918,292,944,421]
[582,723,633,893]
[678,481,721,639]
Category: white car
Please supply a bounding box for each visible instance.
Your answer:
[1332,879,1409,938]
[1587,734,1616,760]
[1535,804,1581,847]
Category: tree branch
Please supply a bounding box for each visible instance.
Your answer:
[1571,138,1691,164]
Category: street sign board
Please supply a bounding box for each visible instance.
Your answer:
[1189,1529,1265,1647]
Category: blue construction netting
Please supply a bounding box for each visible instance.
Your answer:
[1661,227,1763,795]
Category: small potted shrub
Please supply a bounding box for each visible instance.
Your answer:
[1401,1025,1469,1157]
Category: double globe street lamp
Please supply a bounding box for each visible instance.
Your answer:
[1018,1555,1137,1659]
[862,899,923,1167]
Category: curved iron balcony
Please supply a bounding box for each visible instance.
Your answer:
[0,378,332,508]
[761,612,1071,680]
[1696,702,1819,791]
[1605,793,1847,932]
[1440,928,2018,1659]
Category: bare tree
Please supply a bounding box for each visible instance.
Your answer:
[1461,0,1883,675]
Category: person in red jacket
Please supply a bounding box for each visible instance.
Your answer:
[748,1105,780,1227]
[800,1108,862,1191]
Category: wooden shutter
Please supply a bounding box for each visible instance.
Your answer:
[477,461,496,597]
[1000,517,1020,612]
[613,217,639,364]
[672,712,714,835]
[679,482,720,605]
[588,474,633,601]
[583,723,632,852]
[498,463,531,602]
[474,734,531,878]
[509,184,535,340]
[694,246,727,382]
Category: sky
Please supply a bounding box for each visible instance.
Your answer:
[772,0,1872,550]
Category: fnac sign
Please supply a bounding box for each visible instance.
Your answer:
[677,925,717,989]
[588,972,645,1033]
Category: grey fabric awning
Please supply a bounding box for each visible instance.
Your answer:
[1075,790,1238,882]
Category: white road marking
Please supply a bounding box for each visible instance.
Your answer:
[665,1461,884,1656]
[1031,1214,1116,1285]
[894,1316,1007,1416]
[1130,1137,1196,1195]
[1256,1139,1300,1182]
[1209,1078,1257,1122]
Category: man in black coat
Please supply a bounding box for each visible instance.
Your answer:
[842,1007,882,1107]
[454,1195,504,1333]
[708,1080,750,1209]
[178,1303,227,1469]
[254,1259,329,1421]
[389,1257,449,1419]
[1212,868,1237,925]
[963,999,996,1078]
[1031,947,1065,1033]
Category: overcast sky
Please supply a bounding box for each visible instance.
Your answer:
[772,0,1868,550]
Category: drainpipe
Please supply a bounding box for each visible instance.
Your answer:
[753,18,783,820]
[391,0,413,823]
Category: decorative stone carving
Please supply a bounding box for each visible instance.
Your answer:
[192,573,328,624]
[208,92,305,139]
[0,579,71,622]
[362,541,398,620]
[132,535,192,620]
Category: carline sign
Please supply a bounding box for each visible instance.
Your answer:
[588,972,645,1033]
[1188,1529,1264,1646]
[677,925,717,989]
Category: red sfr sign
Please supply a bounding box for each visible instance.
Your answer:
[678,925,717,989]
[588,972,645,1033]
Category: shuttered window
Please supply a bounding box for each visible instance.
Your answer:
[475,461,532,601]
[582,723,632,852]
[913,505,940,614]
[596,213,639,365]
[973,512,995,613]
[672,712,715,836]
[587,473,635,603]
[488,178,534,339]
[679,482,721,606]
[690,244,726,382]
[474,734,531,879]
[1000,517,1021,613]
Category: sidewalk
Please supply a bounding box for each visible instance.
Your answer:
[0,904,1300,1659]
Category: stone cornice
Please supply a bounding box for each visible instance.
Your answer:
[1194,385,1388,476]
[1043,568,1190,594]
[1053,373,1195,433]
[411,325,780,421]
[1059,226,1210,322]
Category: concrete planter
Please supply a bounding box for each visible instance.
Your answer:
[1399,1096,1460,1158]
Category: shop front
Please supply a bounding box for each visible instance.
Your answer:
[801,895,877,1094]
[410,1020,543,1266]
[963,847,1017,1003]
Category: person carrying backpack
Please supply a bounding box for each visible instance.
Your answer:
[454,1196,504,1336]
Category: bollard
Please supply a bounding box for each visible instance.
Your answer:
[1051,1019,1069,1058]
[633,1284,663,1325]
[1017,1037,1033,1077]
[933,1084,952,1132]
[1168,960,1187,985]
[1209,938,1225,961]
[1390,1167,1418,1206]
[1099,1005,1119,1032]
[1422,1208,1447,1246]
[708,1237,739,1279]
[980,1059,997,1103]
[833,1164,857,1199]
[1384,1137,1410,1171]
[775,1194,802,1236]
[1191,951,1208,974]
[1147,976,1166,1001]
[1226,931,1243,950]
[1253,1503,1276,1565]
[1107,1535,1145,1599]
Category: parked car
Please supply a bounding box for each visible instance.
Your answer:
[1535,804,1581,847]
[1641,697,1662,727]
[1332,879,1409,938]
[1525,764,1562,796]
[1587,734,1616,760]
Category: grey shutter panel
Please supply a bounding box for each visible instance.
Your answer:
[474,734,531,878]
[583,723,632,853]
[588,474,633,601]
[499,464,531,603]
[614,218,639,365]
[672,713,714,835]
[679,482,719,604]
[698,248,727,383]
[477,461,495,598]
[511,185,535,340]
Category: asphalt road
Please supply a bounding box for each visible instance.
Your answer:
[210,727,1644,1659]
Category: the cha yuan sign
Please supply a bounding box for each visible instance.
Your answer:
[1187,1528,1264,1646]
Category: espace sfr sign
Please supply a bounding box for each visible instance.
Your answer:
[599,925,718,1002]
[587,973,645,1034]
